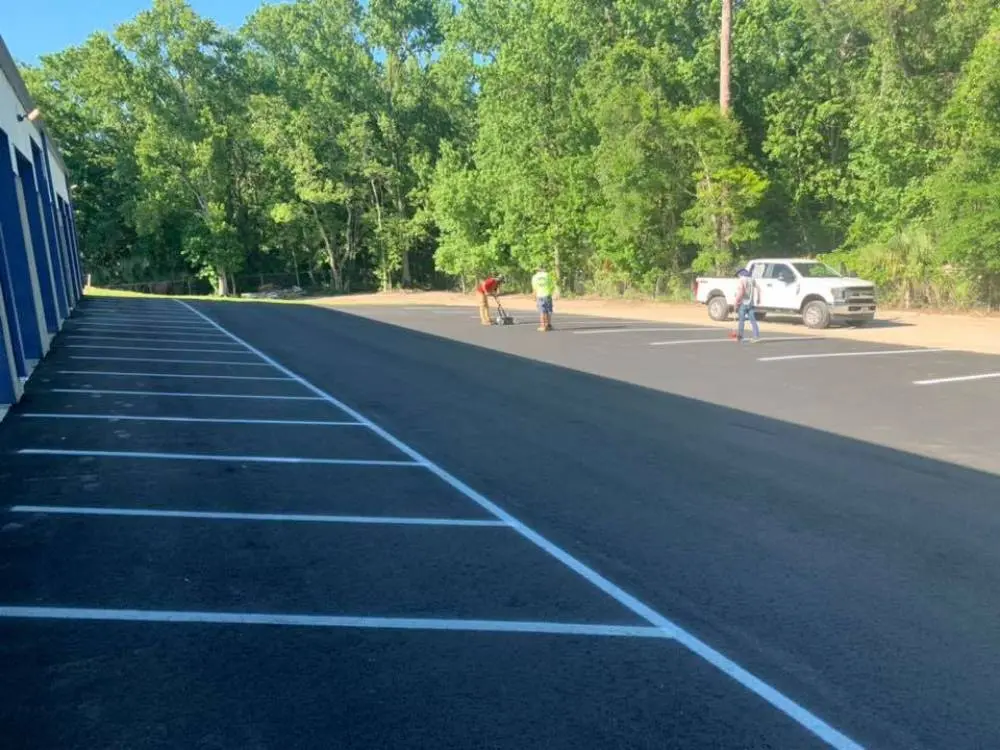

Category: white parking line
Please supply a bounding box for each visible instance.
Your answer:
[649,336,811,347]
[20,414,361,426]
[71,332,230,341]
[759,348,945,363]
[12,505,505,527]
[65,345,251,354]
[81,312,202,319]
[18,449,419,466]
[50,388,322,401]
[575,327,716,336]
[72,319,214,327]
[57,370,292,381]
[80,316,203,323]
[914,372,1000,386]
[71,324,223,333]
[0,606,668,639]
[178,300,862,750]
[69,356,277,366]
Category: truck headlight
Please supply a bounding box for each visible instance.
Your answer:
[832,288,846,301]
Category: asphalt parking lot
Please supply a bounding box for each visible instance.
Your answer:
[339,303,1000,473]
[2,296,999,750]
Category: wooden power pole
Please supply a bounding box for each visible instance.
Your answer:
[720,0,733,116]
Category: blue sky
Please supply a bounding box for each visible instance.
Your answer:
[3,0,277,64]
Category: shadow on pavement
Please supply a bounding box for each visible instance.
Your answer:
[0,296,995,750]
[213,300,994,750]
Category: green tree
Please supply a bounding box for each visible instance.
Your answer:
[930,10,1000,307]
[21,35,143,284]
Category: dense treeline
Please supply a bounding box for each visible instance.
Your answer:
[20,0,1000,307]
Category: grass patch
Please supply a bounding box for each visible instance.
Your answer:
[84,287,304,305]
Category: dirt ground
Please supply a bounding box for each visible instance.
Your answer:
[314,291,1000,356]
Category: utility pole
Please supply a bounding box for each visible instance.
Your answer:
[720,0,733,116]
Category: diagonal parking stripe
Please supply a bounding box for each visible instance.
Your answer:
[574,326,717,336]
[68,356,279,366]
[63,345,251,353]
[50,388,321,400]
[914,372,1000,386]
[11,505,505,527]
[0,606,669,639]
[56,370,292,381]
[17,449,419,467]
[759,348,945,363]
[69,321,220,330]
[650,336,812,346]
[68,333,231,342]
[19,413,361,426]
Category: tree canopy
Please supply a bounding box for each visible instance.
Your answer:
[21,0,1000,307]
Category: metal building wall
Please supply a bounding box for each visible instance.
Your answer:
[0,34,82,417]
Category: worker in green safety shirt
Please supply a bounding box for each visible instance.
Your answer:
[531,266,556,332]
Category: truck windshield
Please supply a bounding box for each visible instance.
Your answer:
[792,262,841,278]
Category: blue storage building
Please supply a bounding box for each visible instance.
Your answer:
[0,35,82,419]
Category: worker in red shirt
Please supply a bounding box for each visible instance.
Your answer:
[476,274,505,325]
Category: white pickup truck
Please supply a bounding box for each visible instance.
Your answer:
[694,258,877,329]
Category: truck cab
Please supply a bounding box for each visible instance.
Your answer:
[694,259,877,329]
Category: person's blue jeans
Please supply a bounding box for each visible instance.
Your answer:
[737,303,759,340]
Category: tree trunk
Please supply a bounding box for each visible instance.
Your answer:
[371,180,388,292]
[720,0,733,116]
[291,248,301,288]
[386,49,412,290]
[345,203,354,266]
[396,194,411,288]
[311,205,342,291]
[326,247,342,291]
[401,251,412,288]
[345,202,356,291]
[216,269,230,297]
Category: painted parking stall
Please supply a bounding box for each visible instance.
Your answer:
[8,297,1000,749]
[0,296,861,750]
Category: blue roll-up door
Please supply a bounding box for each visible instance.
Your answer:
[0,232,21,403]
[6,148,45,361]
[0,129,28,376]
[22,146,58,333]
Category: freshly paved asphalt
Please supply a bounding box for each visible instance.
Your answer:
[2,296,999,749]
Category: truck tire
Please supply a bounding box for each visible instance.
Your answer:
[802,300,831,329]
[707,295,730,321]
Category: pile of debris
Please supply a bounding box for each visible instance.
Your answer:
[240,285,306,300]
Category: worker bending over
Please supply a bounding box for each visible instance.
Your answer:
[476,274,505,325]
